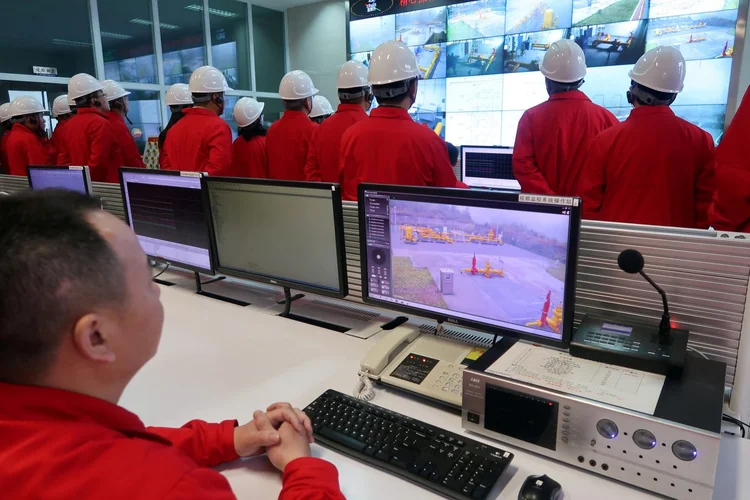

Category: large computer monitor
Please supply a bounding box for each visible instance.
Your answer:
[27,166,93,195]
[461,146,520,191]
[202,178,348,298]
[119,168,214,275]
[359,184,581,346]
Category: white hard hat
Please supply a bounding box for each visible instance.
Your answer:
[67,95,76,106]
[368,41,421,86]
[0,103,12,123]
[233,97,265,128]
[101,80,131,101]
[310,96,334,119]
[338,60,370,89]
[629,46,686,94]
[68,73,104,101]
[9,96,48,118]
[279,70,319,100]
[166,83,192,106]
[52,95,72,117]
[540,39,587,83]
[189,65,231,94]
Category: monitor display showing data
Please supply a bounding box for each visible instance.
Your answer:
[462,146,520,190]
[361,187,580,345]
[28,166,92,195]
[120,170,213,274]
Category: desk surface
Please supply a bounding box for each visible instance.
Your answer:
[120,285,748,500]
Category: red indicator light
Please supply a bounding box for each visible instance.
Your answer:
[422,358,427,362]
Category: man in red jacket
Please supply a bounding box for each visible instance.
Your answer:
[58,73,124,183]
[163,66,233,176]
[580,47,715,229]
[267,70,319,180]
[102,80,146,169]
[4,96,53,176]
[0,190,345,500]
[51,95,74,153]
[339,41,459,201]
[513,39,618,196]
[305,60,372,182]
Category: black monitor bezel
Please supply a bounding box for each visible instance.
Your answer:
[357,183,580,348]
[202,177,349,299]
[460,145,516,184]
[27,165,94,196]
[118,167,215,276]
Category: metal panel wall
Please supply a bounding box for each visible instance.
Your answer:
[0,174,29,194]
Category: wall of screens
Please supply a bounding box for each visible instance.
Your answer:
[349,0,741,146]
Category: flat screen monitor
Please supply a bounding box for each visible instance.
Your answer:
[119,168,214,275]
[203,178,348,298]
[27,166,93,195]
[461,146,520,190]
[359,185,581,347]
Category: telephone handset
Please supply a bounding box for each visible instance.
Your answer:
[361,326,421,374]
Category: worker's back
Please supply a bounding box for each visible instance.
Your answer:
[163,107,232,176]
[266,110,317,181]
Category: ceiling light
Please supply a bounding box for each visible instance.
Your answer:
[184,4,237,17]
[101,31,134,40]
[52,38,92,47]
[129,18,180,30]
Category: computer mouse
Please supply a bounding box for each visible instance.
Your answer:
[518,474,563,500]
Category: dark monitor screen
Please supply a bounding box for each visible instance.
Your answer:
[203,178,348,297]
[119,169,213,274]
[359,185,581,346]
[27,166,93,195]
[461,146,520,190]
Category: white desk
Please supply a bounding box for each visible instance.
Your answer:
[121,286,748,500]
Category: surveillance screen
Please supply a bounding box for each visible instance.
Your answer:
[447,36,504,77]
[448,0,507,41]
[396,6,448,45]
[573,0,648,26]
[505,0,574,34]
[649,0,738,19]
[412,43,447,79]
[570,20,648,68]
[350,16,396,53]
[646,10,737,61]
[503,29,567,73]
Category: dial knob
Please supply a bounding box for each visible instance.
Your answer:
[596,419,619,439]
[672,440,698,461]
[632,429,657,450]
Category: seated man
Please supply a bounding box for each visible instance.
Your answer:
[0,190,345,499]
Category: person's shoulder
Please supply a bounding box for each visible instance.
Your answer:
[672,113,713,141]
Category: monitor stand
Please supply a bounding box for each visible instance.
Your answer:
[277,287,350,333]
[194,272,250,307]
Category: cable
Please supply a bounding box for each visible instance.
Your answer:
[353,370,376,402]
[686,346,710,360]
[723,414,747,438]
[152,263,170,280]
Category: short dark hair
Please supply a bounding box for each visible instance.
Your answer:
[0,190,126,383]
[283,98,307,111]
[446,142,459,167]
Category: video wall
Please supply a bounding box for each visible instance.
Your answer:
[348,0,740,146]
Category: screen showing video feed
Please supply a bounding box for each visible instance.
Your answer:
[583,65,632,108]
[351,16,396,53]
[412,43,447,79]
[447,37,504,77]
[503,29,566,73]
[363,190,575,342]
[410,79,447,138]
[448,0,507,41]
[396,6,448,45]
[570,20,648,68]
[505,0,573,34]
[646,10,737,61]
[351,51,374,68]
[573,0,648,26]
[650,0,738,19]
[678,58,732,106]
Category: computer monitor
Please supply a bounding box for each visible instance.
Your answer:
[359,184,581,346]
[119,168,214,275]
[202,178,348,298]
[27,166,93,195]
[461,146,520,190]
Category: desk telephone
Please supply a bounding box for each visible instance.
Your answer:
[359,326,489,409]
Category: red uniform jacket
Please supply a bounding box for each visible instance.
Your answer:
[267,110,317,181]
[580,106,715,229]
[107,111,146,168]
[709,89,750,232]
[305,104,368,182]
[163,107,233,176]
[513,90,618,196]
[231,135,268,178]
[339,107,459,201]
[0,383,345,500]
[5,123,54,176]
[0,130,11,172]
[52,119,68,152]
[57,108,124,183]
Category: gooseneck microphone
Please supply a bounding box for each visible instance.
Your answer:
[618,249,671,337]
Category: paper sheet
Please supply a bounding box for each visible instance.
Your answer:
[486,342,666,415]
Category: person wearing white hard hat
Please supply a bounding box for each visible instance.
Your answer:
[309,96,334,125]
[231,97,268,178]
[513,39,618,196]
[58,73,124,183]
[338,41,459,201]
[158,83,193,169]
[51,95,73,154]
[581,46,715,229]
[0,103,13,172]
[102,80,146,169]
[304,60,373,182]
[4,96,54,176]
[266,70,319,180]
[163,66,233,175]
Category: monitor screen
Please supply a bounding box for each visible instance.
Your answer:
[120,169,213,274]
[203,179,348,297]
[28,166,92,195]
[360,186,581,346]
[462,146,520,190]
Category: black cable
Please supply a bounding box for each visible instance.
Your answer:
[723,414,747,438]
[493,334,498,345]
[152,263,170,280]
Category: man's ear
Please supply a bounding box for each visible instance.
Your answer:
[409,79,419,101]
[73,313,116,363]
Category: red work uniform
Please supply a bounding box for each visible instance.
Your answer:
[52,119,68,152]
[513,90,618,196]
[304,104,368,182]
[163,107,232,176]
[5,123,54,176]
[231,135,268,178]
[266,110,317,181]
[580,106,715,229]
[57,108,124,183]
[107,111,146,168]
[0,130,11,172]
[339,107,459,201]
[0,382,346,500]
[709,89,750,232]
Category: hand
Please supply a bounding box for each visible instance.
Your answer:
[258,418,312,472]
[233,403,314,457]
[265,402,314,444]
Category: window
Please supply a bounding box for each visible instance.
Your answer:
[159,0,207,84]
[252,5,286,93]
[99,0,158,84]
[0,81,68,136]
[209,0,251,90]
[126,90,163,153]
[258,98,285,125]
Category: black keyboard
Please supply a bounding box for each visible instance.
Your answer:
[304,390,514,500]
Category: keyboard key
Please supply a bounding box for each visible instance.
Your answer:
[363,446,376,457]
[319,427,366,452]
[375,449,391,462]
[472,484,490,499]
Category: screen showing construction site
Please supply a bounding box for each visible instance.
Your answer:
[361,187,581,344]
[349,0,740,147]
